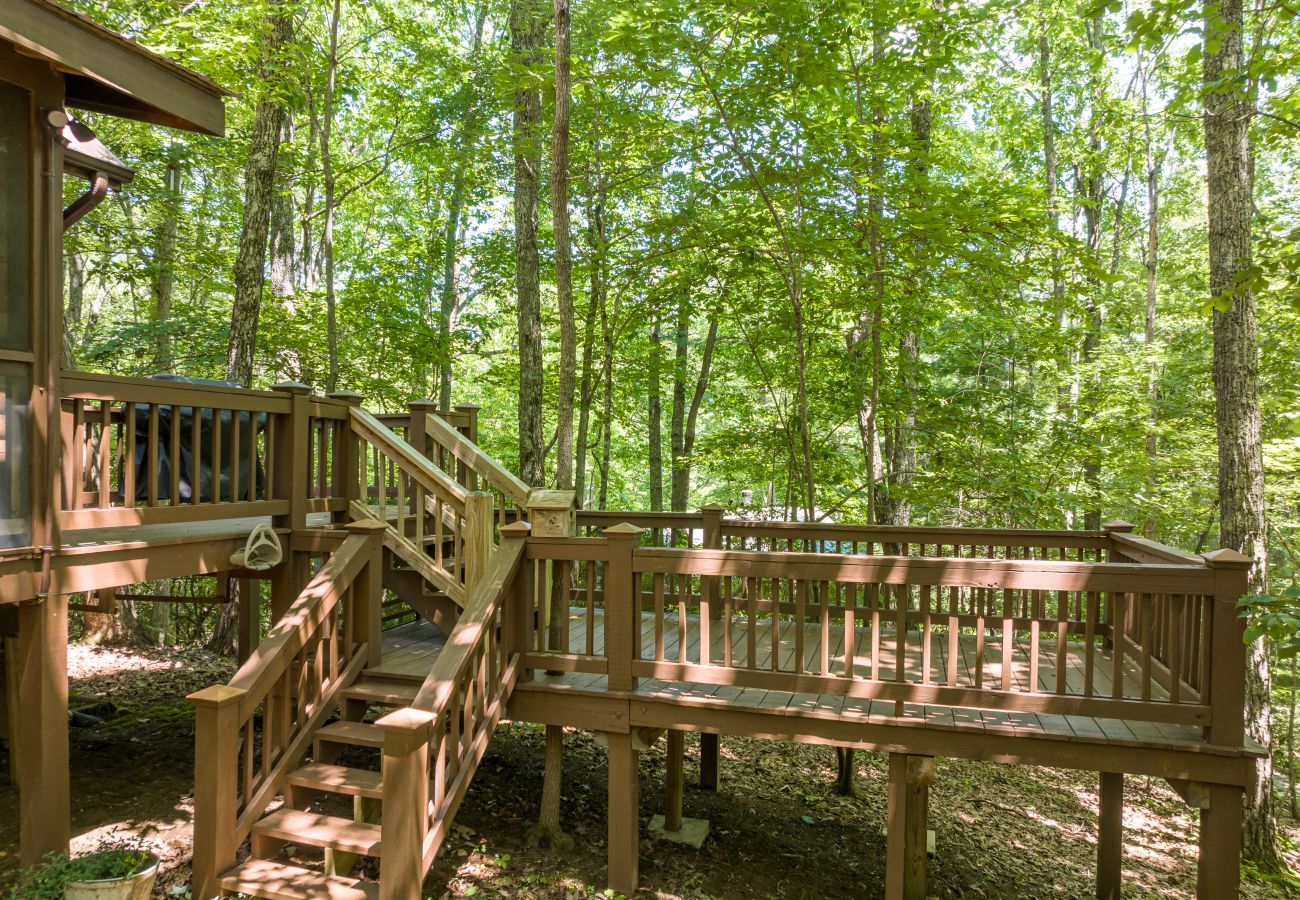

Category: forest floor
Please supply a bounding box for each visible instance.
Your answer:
[1,643,1299,899]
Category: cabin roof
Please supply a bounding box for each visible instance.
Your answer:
[0,0,228,136]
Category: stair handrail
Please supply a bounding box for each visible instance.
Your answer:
[375,522,530,898]
[188,520,386,900]
[350,407,469,511]
[419,411,532,510]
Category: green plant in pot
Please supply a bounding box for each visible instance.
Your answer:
[11,838,160,900]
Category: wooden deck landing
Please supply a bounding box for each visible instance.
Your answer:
[372,610,1256,772]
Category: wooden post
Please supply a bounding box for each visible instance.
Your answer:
[464,491,495,594]
[664,729,684,832]
[699,733,720,792]
[701,504,723,625]
[1203,549,1250,748]
[236,577,259,664]
[378,708,434,900]
[454,403,481,490]
[886,753,933,900]
[1097,772,1123,900]
[188,684,245,900]
[409,400,436,462]
[269,550,310,625]
[348,520,387,668]
[607,730,640,896]
[500,521,533,669]
[528,490,576,653]
[271,381,311,533]
[1197,783,1243,897]
[328,391,363,524]
[16,594,69,867]
[604,523,644,693]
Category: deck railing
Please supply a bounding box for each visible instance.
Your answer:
[522,519,1250,747]
[376,523,529,900]
[187,520,385,900]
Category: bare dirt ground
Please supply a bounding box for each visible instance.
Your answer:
[1,643,1298,899]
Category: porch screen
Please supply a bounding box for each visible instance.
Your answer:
[0,83,32,549]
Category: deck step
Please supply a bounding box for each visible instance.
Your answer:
[340,680,419,706]
[220,858,377,900]
[315,720,385,749]
[286,763,383,799]
[253,809,383,857]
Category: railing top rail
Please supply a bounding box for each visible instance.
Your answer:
[1110,532,1207,566]
[226,528,374,715]
[630,546,1218,594]
[60,371,292,412]
[420,412,531,509]
[721,519,1110,546]
[412,536,526,712]
[578,510,706,526]
[350,407,469,509]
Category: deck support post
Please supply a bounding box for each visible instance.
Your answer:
[188,684,245,900]
[700,504,724,624]
[236,577,258,664]
[664,729,684,831]
[1197,783,1243,898]
[379,708,434,900]
[886,753,933,900]
[606,730,640,896]
[699,732,719,791]
[1097,771,1123,899]
[271,381,311,534]
[16,594,69,867]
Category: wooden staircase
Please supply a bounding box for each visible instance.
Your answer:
[192,407,532,900]
[218,674,420,899]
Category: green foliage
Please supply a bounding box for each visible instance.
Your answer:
[9,840,156,898]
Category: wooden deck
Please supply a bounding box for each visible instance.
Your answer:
[371,609,1255,775]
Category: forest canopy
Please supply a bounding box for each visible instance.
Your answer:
[60,0,1298,586]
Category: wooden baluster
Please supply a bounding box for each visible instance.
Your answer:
[1140,594,1154,702]
[843,581,855,678]
[795,579,807,675]
[212,407,224,503]
[585,560,596,657]
[723,576,734,668]
[920,585,931,685]
[947,585,959,687]
[97,400,111,507]
[229,409,241,504]
[1055,590,1068,695]
[1169,595,1183,704]
[1111,591,1128,700]
[653,573,665,661]
[771,577,782,673]
[746,576,758,669]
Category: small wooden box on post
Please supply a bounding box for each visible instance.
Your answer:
[528,490,576,655]
[327,390,363,524]
[188,683,247,900]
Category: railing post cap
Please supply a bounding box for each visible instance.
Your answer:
[272,380,312,395]
[701,503,725,513]
[327,390,363,405]
[454,403,481,412]
[188,684,247,707]
[346,519,389,535]
[604,522,645,537]
[376,707,437,731]
[500,520,532,539]
[1202,548,1254,567]
[409,398,440,410]
[1102,520,1135,533]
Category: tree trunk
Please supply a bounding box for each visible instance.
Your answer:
[597,287,614,511]
[226,2,292,387]
[269,117,296,301]
[670,307,717,513]
[1204,0,1277,868]
[64,248,85,368]
[321,0,342,394]
[438,4,488,407]
[1142,64,1160,541]
[511,0,546,487]
[152,147,181,373]
[1079,16,1106,531]
[552,0,576,490]
[648,315,664,511]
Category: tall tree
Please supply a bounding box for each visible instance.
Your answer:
[320,0,343,392]
[1203,0,1277,868]
[226,0,294,387]
[511,0,546,486]
[552,0,576,490]
[152,144,182,373]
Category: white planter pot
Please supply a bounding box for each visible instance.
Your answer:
[64,853,159,900]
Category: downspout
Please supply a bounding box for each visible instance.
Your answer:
[63,172,109,230]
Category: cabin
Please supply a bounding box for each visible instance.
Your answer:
[0,3,1263,899]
